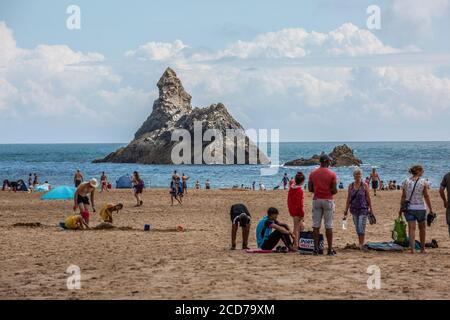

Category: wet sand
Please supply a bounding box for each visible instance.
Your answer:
[1,188,449,300]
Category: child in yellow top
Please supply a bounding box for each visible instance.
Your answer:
[99,203,123,223]
[65,215,89,230]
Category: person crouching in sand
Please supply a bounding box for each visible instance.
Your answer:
[230,203,251,250]
[256,207,295,252]
[99,203,123,224]
[287,172,306,250]
[65,214,89,230]
[73,178,98,225]
[343,168,373,250]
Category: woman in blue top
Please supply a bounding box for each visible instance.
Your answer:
[256,207,295,251]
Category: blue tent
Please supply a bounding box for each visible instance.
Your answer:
[41,186,76,200]
[116,175,132,189]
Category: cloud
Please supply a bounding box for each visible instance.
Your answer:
[125,39,188,61]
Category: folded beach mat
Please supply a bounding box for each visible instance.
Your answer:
[365,242,405,251]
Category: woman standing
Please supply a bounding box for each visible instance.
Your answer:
[399,165,434,254]
[132,171,144,207]
[344,168,373,250]
[287,172,305,250]
[100,171,108,193]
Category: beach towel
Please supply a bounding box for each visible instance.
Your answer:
[365,242,405,251]
[245,249,277,253]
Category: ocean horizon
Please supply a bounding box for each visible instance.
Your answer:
[1,141,450,189]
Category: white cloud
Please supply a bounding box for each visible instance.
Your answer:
[125,40,187,61]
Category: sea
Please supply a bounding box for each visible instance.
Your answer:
[1,142,449,189]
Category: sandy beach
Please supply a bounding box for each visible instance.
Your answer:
[1,188,449,300]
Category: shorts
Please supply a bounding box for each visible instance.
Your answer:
[75,180,82,187]
[352,214,367,236]
[312,199,334,229]
[371,181,379,189]
[81,210,90,221]
[134,186,143,194]
[77,194,90,205]
[445,207,450,226]
[404,210,426,223]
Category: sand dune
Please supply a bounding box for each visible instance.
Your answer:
[1,188,449,300]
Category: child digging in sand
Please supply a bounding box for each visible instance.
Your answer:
[64,214,89,230]
[99,203,123,224]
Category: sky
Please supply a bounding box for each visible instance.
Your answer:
[1,0,450,143]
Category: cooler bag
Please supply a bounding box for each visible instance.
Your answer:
[299,231,324,254]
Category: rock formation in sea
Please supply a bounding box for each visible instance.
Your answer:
[284,144,362,167]
[93,67,269,165]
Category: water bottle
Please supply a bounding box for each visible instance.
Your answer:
[342,217,348,230]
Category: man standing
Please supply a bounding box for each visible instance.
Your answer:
[74,169,84,187]
[308,154,338,256]
[440,172,450,237]
[74,178,98,225]
[282,173,290,190]
[369,168,381,196]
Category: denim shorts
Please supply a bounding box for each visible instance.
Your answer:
[352,214,367,236]
[404,210,426,223]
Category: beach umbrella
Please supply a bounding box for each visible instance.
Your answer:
[41,186,76,201]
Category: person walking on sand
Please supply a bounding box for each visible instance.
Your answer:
[308,154,338,256]
[230,203,251,250]
[73,178,99,225]
[74,169,84,187]
[439,171,450,237]
[195,180,201,189]
[100,171,108,193]
[287,172,306,250]
[182,173,189,195]
[343,168,373,250]
[132,171,144,207]
[282,173,290,190]
[28,173,33,189]
[205,179,211,190]
[399,165,434,254]
[172,170,179,182]
[369,168,380,196]
[256,207,295,252]
[170,178,182,205]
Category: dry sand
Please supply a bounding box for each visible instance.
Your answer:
[1,188,449,300]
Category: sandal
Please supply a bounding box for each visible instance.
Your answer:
[327,249,337,256]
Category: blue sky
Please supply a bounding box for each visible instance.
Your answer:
[1,0,450,142]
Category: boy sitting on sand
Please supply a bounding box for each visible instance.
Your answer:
[99,203,123,224]
[64,215,89,230]
[230,203,251,250]
[256,207,295,252]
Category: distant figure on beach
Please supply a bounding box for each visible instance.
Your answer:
[380,180,385,190]
[64,214,89,230]
[32,173,38,187]
[182,173,189,194]
[205,179,211,190]
[230,203,251,250]
[28,174,33,189]
[252,181,256,190]
[338,182,344,190]
[170,178,182,205]
[399,165,434,254]
[343,168,373,250]
[100,172,108,193]
[74,178,99,225]
[99,203,123,224]
[287,172,305,250]
[177,176,184,199]
[74,169,84,187]
[195,180,201,189]
[369,168,380,196]
[439,171,450,237]
[256,207,295,252]
[2,179,11,191]
[308,154,337,256]
[172,170,179,181]
[282,173,290,190]
[132,171,144,207]
[259,183,266,191]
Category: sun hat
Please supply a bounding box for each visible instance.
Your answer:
[89,178,99,188]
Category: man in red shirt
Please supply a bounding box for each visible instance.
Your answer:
[308,154,338,256]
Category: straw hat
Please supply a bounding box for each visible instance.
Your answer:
[89,178,99,188]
